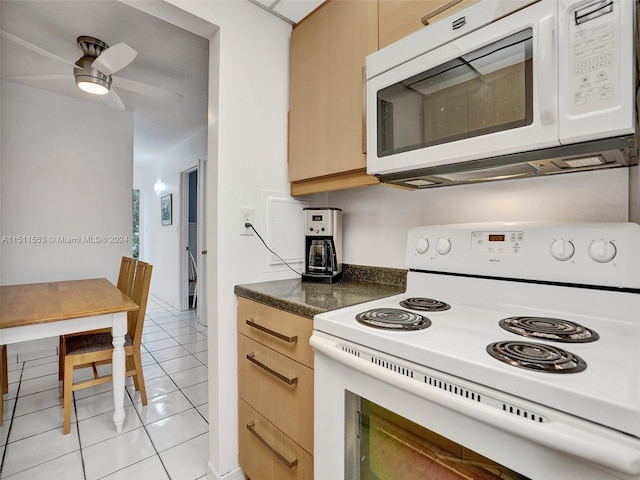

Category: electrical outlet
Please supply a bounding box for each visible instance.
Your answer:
[239,207,254,236]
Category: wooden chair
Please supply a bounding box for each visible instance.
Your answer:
[0,345,7,426]
[116,256,137,297]
[59,256,137,380]
[62,261,152,434]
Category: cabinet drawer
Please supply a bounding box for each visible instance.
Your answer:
[238,298,314,368]
[238,334,314,453]
[239,399,313,480]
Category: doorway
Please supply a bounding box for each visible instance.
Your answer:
[187,170,198,308]
[181,167,198,311]
[180,160,207,325]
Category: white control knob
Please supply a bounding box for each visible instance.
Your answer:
[550,239,575,261]
[435,238,451,255]
[415,237,429,254]
[588,240,617,263]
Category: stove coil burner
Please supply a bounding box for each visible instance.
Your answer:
[487,341,587,373]
[499,316,599,343]
[356,308,431,331]
[399,297,451,312]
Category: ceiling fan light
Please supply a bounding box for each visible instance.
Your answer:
[77,79,109,95]
[74,55,111,96]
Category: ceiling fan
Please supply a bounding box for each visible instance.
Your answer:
[1,31,183,111]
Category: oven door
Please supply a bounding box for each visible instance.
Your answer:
[311,332,640,480]
[366,0,558,176]
[344,391,529,479]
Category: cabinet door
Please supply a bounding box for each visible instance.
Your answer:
[289,0,378,183]
[379,0,476,49]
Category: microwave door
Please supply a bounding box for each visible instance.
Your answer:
[366,1,560,176]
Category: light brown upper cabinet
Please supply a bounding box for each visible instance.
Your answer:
[289,0,379,196]
[378,0,477,49]
[288,0,480,196]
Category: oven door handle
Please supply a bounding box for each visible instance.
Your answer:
[310,333,640,476]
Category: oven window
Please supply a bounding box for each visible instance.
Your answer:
[346,392,530,480]
[377,29,533,157]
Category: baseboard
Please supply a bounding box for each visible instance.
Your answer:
[207,461,244,480]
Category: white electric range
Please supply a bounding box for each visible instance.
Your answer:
[311,222,640,480]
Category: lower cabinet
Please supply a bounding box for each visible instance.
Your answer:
[237,298,314,480]
[239,400,314,480]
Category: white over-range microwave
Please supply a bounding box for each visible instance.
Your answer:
[366,0,638,188]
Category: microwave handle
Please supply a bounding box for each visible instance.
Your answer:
[537,15,556,126]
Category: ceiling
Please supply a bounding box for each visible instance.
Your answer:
[1,0,322,166]
[251,0,324,23]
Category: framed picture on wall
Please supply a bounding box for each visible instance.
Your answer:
[161,194,173,226]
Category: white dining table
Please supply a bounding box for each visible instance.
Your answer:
[0,278,139,433]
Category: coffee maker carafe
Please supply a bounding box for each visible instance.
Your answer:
[303,208,342,283]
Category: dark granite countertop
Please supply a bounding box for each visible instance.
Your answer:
[234,264,407,319]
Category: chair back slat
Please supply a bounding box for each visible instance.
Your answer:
[117,256,137,297]
[128,261,153,342]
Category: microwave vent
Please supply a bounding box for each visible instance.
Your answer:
[375,134,636,189]
[432,162,539,183]
[561,155,606,168]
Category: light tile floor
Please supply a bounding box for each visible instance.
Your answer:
[0,297,209,479]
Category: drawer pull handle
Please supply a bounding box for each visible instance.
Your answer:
[421,0,463,25]
[246,353,299,385]
[246,318,298,343]
[247,421,299,469]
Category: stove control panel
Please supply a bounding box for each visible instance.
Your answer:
[405,222,640,289]
[470,230,523,255]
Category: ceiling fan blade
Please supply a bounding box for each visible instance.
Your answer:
[112,76,183,103]
[91,43,137,75]
[5,74,73,82]
[0,30,78,68]
[102,89,126,111]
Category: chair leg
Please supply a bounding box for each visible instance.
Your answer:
[133,350,147,406]
[2,345,8,394]
[63,357,74,435]
[0,345,5,426]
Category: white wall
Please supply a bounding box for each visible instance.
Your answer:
[166,2,294,479]
[320,168,631,268]
[1,82,134,285]
[134,126,207,308]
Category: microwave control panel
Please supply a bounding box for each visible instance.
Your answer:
[569,0,619,115]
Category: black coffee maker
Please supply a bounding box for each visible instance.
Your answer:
[302,208,342,283]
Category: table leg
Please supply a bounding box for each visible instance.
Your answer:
[111,312,127,433]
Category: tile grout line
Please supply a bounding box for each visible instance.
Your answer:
[74,392,88,480]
